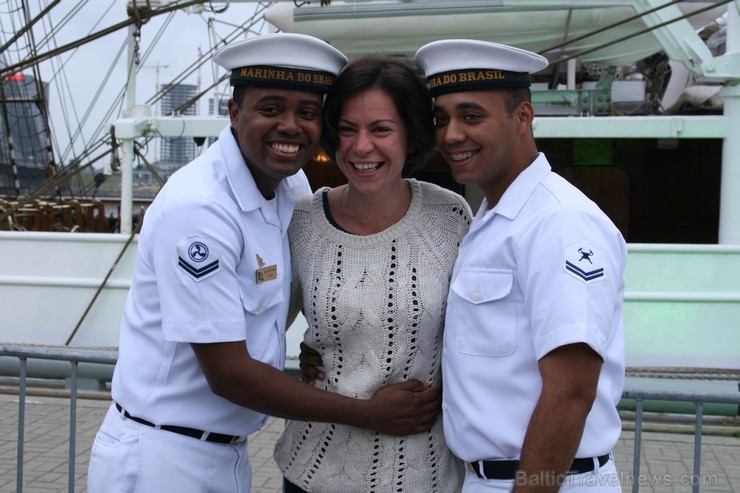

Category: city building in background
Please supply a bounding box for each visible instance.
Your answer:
[0,71,54,196]
[208,94,229,117]
[158,83,198,179]
[207,93,229,147]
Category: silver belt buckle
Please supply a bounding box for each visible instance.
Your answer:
[229,435,248,445]
[466,461,480,476]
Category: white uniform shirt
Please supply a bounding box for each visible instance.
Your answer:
[112,125,312,436]
[442,153,626,462]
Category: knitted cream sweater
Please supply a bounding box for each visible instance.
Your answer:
[274,179,471,493]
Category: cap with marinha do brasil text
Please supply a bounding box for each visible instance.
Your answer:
[214,32,347,94]
[414,39,550,97]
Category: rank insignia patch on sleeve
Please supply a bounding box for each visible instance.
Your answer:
[564,242,605,284]
[177,236,221,281]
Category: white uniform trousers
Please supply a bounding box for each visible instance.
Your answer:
[88,403,251,493]
[461,457,621,492]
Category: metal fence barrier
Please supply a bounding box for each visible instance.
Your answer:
[621,387,740,493]
[1,344,738,493]
[1,345,117,493]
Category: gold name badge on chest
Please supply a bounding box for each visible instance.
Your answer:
[255,253,277,284]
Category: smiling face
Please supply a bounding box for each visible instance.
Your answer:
[335,87,408,195]
[433,89,536,206]
[228,87,323,197]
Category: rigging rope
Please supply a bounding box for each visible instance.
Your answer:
[545,0,732,67]
[65,141,160,345]
[35,0,89,53]
[537,0,685,56]
[0,0,208,78]
[146,2,272,107]
[0,0,60,55]
[44,0,116,166]
[22,2,60,197]
[66,218,141,346]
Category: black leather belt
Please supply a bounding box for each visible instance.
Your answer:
[115,402,247,445]
[468,454,610,480]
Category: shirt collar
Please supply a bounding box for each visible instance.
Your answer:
[485,152,551,220]
[220,125,262,213]
[219,125,308,231]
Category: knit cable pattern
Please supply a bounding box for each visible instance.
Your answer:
[274,179,471,493]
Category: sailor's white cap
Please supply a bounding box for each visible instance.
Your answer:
[414,39,549,96]
[214,33,347,94]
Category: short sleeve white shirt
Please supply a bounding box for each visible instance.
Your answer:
[112,125,312,435]
[442,153,626,462]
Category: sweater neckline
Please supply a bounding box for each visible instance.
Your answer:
[312,179,423,246]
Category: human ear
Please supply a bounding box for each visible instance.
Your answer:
[227,99,240,127]
[515,101,535,134]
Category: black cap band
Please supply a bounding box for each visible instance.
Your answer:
[426,68,531,96]
[230,65,336,94]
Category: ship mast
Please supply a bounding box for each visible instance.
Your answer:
[119,17,139,234]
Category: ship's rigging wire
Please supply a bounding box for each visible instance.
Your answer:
[0,1,270,221]
[538,0,685,57]
[4,2,208,200]
[0,0,59,55]
[21,0,59,198]
[66,217,141,346]
[147,2,272,112]
[134,145,165,187]
[1,0,730,221]
[1,0,732,342]
[0,0,61,197]
[34,0,92,53]
[0,0,208,78]
[0,0,133,199]
[43,0,121,167]
[548,8,573,89]
[544,0,733,67]
[54,37,127,166]
[137,3,272,159]
[44,2,268,174]
[64,4,274,342]
[17,0,727,172]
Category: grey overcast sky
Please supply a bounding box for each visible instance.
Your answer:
[1,1,268,165]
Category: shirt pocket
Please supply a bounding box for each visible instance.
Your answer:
[449,269,517,357]
[237,274,284,359]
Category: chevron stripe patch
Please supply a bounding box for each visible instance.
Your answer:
[176,235,222,282]
[565,261,604,281]
[178,257,220,279]
[563,242,605,284]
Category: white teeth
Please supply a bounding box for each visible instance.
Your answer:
[271,143,300,153]
[352,162,380,172]
[450,151,476,162]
